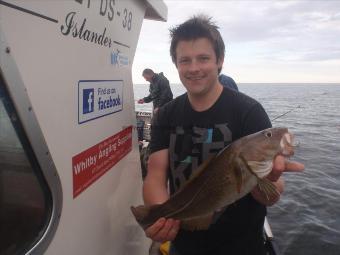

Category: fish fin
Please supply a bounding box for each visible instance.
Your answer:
[190,154,215,178]
[181,214,214,231]
[216,143,232,157]
[257,178,280,201]
[238,154,279,200]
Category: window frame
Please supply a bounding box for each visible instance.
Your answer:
[0,28,63,254]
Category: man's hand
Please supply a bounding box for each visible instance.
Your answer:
[268,155,305,182]
[138,99,144,104]
[145,218,180,243]
[251,155,305,206]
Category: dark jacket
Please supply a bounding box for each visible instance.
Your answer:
[219,74,239,91]
[143,72,173,108]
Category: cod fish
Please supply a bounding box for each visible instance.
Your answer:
[131,127,295,231]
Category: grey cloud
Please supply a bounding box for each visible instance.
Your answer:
[208,1,340,62]
[218,1,340,42]
[300,48,340,61]
[144,3,340,60]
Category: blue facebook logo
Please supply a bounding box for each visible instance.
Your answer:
[83,88,94,114]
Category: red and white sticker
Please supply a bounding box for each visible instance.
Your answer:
[72,126,132,198]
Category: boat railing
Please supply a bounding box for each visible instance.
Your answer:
[136,111,152,141]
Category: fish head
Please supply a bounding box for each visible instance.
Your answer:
[239,127,295,178]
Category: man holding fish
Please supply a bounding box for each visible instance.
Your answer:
[133,15,304,255]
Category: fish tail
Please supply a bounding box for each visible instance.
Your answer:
[130,205,150,223]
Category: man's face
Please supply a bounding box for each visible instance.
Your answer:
[143,73,153,83]
[175,38,223,97]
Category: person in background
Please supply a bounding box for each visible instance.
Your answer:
[138,69,173,114]
[142,15,304,255]
[219,73,238,91]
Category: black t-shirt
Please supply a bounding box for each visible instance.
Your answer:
[150,87,272,255]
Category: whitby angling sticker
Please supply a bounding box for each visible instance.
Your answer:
[78,80,123,124]
[72,126,132,198]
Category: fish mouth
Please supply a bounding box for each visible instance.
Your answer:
[280,132,296,156]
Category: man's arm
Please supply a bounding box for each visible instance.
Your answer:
[143,93,153,103]
[143,149,180,242]
[144,82,161,104]
[143,149,170,205]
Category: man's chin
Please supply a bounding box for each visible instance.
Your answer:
[187,88,206,97]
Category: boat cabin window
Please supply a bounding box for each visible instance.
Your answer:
[0,83,52,255]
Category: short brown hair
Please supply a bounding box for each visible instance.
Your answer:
[169,15,225,72]
[142,68,154,76]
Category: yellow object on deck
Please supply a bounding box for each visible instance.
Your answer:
[160,241,170,255]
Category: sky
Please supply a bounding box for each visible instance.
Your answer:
[132,0,340,84]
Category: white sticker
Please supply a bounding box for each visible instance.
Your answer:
[78,80,123,124]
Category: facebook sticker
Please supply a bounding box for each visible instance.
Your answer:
[83,88,94,114]
[78,80,123,124]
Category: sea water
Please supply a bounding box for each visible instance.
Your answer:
[134,83,340,255]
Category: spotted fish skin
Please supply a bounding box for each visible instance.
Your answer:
[131,127,295,231]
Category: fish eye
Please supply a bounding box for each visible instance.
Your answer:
[265,131,272,138]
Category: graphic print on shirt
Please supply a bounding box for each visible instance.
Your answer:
[169,123,232,191]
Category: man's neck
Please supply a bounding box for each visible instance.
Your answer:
[188,82,223,112]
